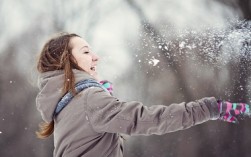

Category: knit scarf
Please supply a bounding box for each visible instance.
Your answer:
[53,79,112,117]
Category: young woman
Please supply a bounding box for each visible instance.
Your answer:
[36,32,250,157]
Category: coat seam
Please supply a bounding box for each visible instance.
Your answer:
[115,114,172,124]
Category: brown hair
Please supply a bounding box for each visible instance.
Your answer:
[36,32,81,139]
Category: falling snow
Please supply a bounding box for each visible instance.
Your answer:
[148,58,160,66]
[135,20,251,69]
[179,41,186,49]
[132,20,251,102]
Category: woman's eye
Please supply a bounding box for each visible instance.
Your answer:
[83,51,89,54]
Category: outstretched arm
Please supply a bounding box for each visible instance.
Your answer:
[85,87,220,135]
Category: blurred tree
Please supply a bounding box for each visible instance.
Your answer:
[217,0,251,20]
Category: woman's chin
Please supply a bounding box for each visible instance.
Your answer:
[90,72,99,81]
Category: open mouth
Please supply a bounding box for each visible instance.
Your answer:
[90,66,96,71]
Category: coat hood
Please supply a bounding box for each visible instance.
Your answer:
[36,69,94,123]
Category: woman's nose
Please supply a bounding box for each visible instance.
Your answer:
[92,53,100,62]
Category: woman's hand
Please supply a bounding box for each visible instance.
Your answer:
[100,80,113,95]
[218,100,250,123]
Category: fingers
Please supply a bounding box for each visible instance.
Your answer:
[231,103,250,116]
[243,104,250,117]
[230,117,239,124]
[220,112,239,124]
[236,103,250,116]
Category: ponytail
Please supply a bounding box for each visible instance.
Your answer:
[36,121,54,139]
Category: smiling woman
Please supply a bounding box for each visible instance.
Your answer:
[70,37,100,80]
[35,32,251,157]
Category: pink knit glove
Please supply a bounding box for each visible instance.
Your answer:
[218,100,250,123]
[100,80,113,95]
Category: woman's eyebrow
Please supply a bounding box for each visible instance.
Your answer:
[79,46,89,50]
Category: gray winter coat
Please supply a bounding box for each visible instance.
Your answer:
[36,69,220,157]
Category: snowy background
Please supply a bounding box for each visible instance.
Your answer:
[0,0,251,156]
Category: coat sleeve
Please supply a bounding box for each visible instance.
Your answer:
[85,87,220,135]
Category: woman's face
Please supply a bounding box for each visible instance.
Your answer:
[70,37,100,80]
